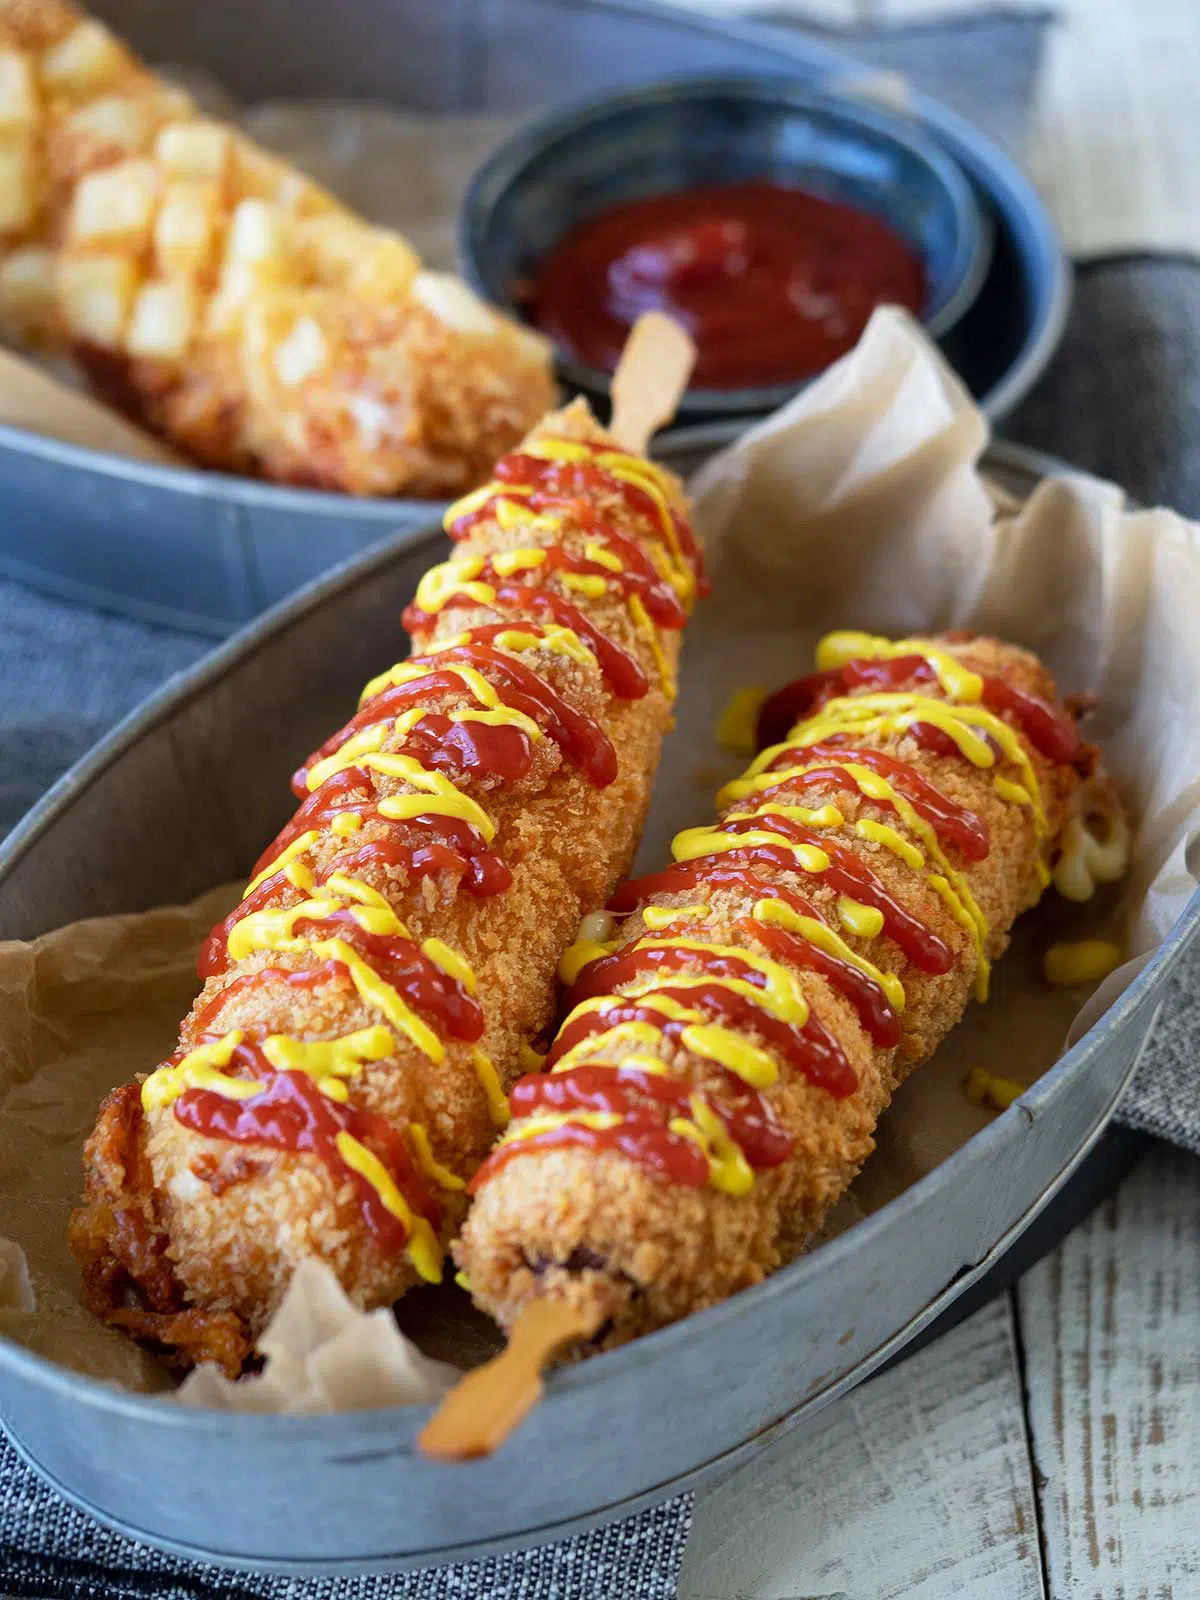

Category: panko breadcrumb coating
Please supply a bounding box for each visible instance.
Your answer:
[0,0,554,495]
[69,398,704,1371]
[457,631,1127,1350]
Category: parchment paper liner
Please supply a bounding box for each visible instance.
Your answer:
[0,309,1195,1411]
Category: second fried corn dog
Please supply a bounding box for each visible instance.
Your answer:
[0,0,554,494]
[69,385,704,1372]
[457,632,1125,1351]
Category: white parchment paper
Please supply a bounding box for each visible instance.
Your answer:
[1,308,1197,1410]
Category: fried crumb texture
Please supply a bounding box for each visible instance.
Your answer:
[69,397,700,1371]
[0,0,554,495]
[458,633,1127,1354]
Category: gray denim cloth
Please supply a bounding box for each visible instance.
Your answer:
[2,10,1197,1599]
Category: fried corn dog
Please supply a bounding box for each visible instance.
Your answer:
[458,631,1127,1349]
[69,394,705,1372]
[0,0,553,494]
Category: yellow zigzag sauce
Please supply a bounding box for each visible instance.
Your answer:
[437,437,696,698]
[551,1013,779,1091]
[816,630,985,703]
[751,898,907,1013]
[544,930,817,1193]
[335,1133,442,1282]
[155,437,701,1284]
[142,1026,395,1113]
[524,632,1065,1199]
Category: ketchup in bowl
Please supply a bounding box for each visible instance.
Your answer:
[527,180,926,391]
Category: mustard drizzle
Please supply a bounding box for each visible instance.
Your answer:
[153,430,695,1280]
[521,630,1068,1196]
[435,436,700,699]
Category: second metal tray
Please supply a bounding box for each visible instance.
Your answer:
[0,0,1067,635]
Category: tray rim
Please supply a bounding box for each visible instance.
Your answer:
[1,1000,1161,1574]
[0,435,1192,1438]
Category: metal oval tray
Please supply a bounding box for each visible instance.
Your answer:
[0,440,1192,1574]
[0,0,1067,636]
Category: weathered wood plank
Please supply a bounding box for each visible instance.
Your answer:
[680,1295,1045,1600]
[1017,1149,1200,1600]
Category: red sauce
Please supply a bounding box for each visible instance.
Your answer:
[614,833,953,976]
[202,902,484,1045]
[608,866,898,1047]
[756,654,1082,767]
[252,768,511,901]
[469,1062,793,1193]
[745,918,897,1047]
[527,183,925,391]
[402,645,616,788]
[399,603,650,701]
[297,643,615,790]
[188,963,347,1038]
[490,443,706,589]
[295,697,535,795]
[174,1050,438,1254]
[756,746,990,862]
[568,938,858,1096]
[549,979,852,1096]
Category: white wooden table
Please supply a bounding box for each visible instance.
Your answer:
[681,1145,1200,1598]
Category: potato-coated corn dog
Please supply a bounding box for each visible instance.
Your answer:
[69,395,705,1372]
[0,0,553,494]
[458,632,1127,1350]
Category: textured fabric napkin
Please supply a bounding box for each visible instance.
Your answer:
[0,1444,692,1600]
[2,10,1198,1600]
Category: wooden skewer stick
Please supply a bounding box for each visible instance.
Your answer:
[608,310,697,454]
[418,314,694,1465]
[418,1298,599,1460]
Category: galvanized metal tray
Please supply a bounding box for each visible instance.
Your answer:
[0,0,1068,635]
[0,440,1190,1574]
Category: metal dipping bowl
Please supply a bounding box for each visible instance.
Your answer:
[460,75,993,417]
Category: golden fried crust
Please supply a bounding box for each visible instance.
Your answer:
[457,637,1102,1348]
[70,400,692,1358]
[0,0,554,495]
[68,1084,250,1374]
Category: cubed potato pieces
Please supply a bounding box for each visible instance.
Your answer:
[56,252,138,345]
[155,119,230,181]
[64,93,153,156]
[298,217,419,300]
[0,50,37,129]
[272,312,328,386]
[40,20,127,99]
[154,179,221,276]
[0,134,36,233]
[225,197,292,269]
[410,271,497,336]
[126,276,196,359]
[352,233,421,301]
[70,157,158,247]
[0,246,56,335]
